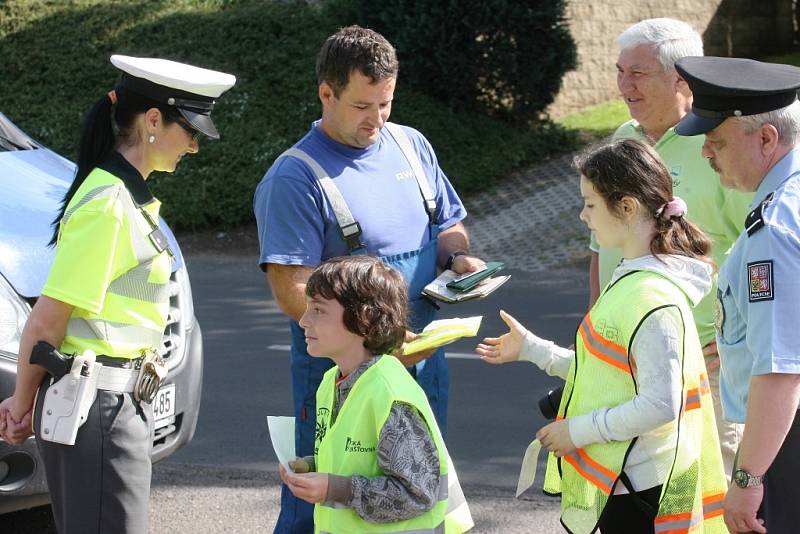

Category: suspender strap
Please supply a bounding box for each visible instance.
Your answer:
[279,147,364,252]
[277,124,438,252]
[383,122,437,222]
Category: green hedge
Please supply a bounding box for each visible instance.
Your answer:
[358,0,577,124]
[0,0,578,229]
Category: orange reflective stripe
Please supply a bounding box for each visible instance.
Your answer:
[654,492,726,533]
[563,448,618,495]
[702,492,725,519]
[685,387,701,411]
[579,317,631,374]
[654,509,702,533]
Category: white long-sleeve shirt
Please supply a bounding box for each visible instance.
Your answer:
[522,254,711,493]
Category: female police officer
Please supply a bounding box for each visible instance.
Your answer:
[0,55,234,533]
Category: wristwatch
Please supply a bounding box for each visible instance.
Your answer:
[733,468,764,488]
[444,250,467,271]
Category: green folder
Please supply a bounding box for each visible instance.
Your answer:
[445,261,504,292]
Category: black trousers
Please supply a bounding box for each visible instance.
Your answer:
[597,484,661,534]
[756,409,800,534]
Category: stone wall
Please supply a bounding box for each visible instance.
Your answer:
[549,0,795,117]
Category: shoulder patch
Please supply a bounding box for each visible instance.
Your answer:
[745,192,775,237]
[747,260,774,302]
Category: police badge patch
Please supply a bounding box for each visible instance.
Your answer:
[713,295,725,334]
[747,260,774,302]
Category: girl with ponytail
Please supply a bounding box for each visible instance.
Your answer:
[478,139,728,533]
[0,55,235,533]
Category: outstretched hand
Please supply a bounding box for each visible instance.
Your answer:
[476,310,527,364]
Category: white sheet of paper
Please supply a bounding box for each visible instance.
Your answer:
[516,438,543,498]
[267,416,296,473]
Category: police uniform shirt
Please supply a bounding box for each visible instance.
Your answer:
[716,148,800,423]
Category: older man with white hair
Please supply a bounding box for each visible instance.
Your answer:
[588,17,751,477]
[675,55,800,534]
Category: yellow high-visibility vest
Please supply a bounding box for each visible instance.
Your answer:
[543,271,728,533]
[43,166,171,358]
[314,355,471,533]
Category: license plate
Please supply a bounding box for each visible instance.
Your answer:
[153,383,176,424]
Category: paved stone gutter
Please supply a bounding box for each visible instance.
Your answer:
[464,154,590,273]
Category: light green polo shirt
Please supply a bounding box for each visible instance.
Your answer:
[590,120,753,345]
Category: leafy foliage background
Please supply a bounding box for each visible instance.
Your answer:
[0,0,577,229]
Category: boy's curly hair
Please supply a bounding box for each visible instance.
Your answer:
[305,256,408,355]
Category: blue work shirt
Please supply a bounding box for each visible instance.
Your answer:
[716,148,800,423]
[254,121,466,270]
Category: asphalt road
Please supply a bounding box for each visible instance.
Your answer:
[1,254,590,533]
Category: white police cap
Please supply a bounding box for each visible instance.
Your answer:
[110,54,236,139]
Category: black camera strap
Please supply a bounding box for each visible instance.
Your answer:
[617,471,658,519]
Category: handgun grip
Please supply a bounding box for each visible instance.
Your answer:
[30,341,72,379]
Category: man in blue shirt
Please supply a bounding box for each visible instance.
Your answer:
[254,26,483,533]
[676,57,800,534]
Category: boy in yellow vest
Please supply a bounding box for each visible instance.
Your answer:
[279,255,470,533]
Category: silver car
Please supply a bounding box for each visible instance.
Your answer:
[0,113,203,514]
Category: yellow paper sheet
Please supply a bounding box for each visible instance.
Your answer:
[403,316,482,354]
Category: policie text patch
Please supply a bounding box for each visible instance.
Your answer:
[747,260,774,302]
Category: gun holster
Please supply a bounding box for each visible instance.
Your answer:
[134,350,167,404]
[37,348,101,446]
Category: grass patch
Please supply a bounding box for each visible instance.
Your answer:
[557,100,630,139]
[766,52,800,66]
[0,0,578,230]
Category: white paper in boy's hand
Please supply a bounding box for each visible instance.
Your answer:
[267,416,296,473]
[516,438,542,498]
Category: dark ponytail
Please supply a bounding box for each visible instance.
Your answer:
[651,200,711,264]
[576,139,712,264]
[49,86,182,246]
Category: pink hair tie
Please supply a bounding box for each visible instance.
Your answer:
[656,196,687,219]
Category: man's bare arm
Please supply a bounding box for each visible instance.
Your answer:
[437,222,484,273]
[266,264,314,321]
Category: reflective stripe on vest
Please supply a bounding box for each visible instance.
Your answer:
[654,492,725,533]
[314,356,471,533]
[578,315,631,374]
[562,448,619,496]
[67,317,162,348]
[544,271,728,534]
[107,258,171,304]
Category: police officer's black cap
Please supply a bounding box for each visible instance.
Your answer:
[675,56,800,136]
[110,55,236,140]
